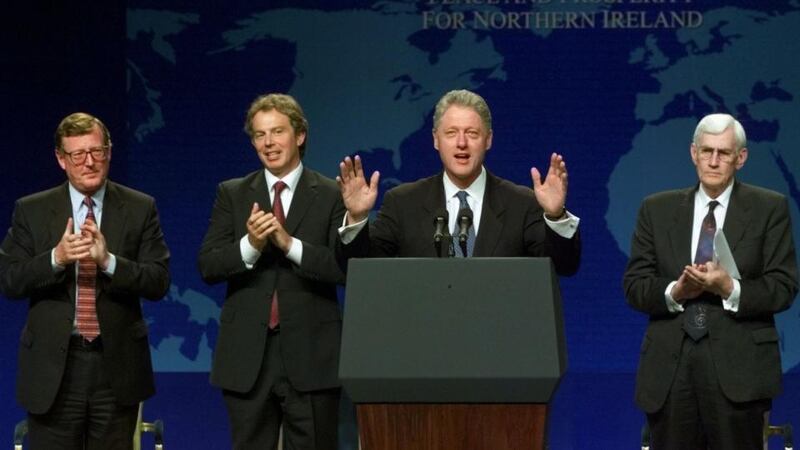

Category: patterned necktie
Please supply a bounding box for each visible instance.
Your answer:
[269,181,287,329]
[76,196,100,341]
[453,191,475,258]
[684,200,719,341]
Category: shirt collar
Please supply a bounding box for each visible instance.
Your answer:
[443,166,486,205]
[264,162,303,193]
[68,182,106,213]
[696,179,733,210]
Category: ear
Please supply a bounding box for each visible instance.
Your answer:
[735,147,748,170]
[55,148,67,170]
[689,143,699,165]
[296,131,306,148]
[432,129,440,151]
[486,129,493,151]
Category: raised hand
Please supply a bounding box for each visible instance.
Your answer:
[337,155,380,224]
[531,153,568,218]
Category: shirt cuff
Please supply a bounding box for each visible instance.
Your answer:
[103,254,117,276]
[544,210,580,239]
[664,281,685,313]
[240,235,261,269]
[339,213,368,244]
[722,278,741,313]
[51,249,65,272]
[286,237,303,266]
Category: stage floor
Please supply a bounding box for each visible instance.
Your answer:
[126,372,799,449]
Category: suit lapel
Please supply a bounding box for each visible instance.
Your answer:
[284,168,317,235]
[49,183,73,248]
[248,171,272,228]
[100,182,126,255]
[668,187,695,266]
[49,184,76,303]
[722,181,750,251]
[473,172,504,257]
[421,174,445,224]
[414,175,446,257]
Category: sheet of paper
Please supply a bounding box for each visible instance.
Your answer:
[714,229,741,279]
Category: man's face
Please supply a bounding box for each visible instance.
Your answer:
[433,105,492,189]
[250,109,305,178]
[690,126,747,198]
[56,125,111,196]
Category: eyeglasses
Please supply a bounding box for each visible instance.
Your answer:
[696,147,736,164]
[62,146,109,165]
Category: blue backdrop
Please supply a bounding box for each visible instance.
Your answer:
[2,1,799,448]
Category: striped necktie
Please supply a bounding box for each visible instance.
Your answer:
[76,196,100,341]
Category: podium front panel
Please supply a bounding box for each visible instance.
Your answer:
[339,257,566,403]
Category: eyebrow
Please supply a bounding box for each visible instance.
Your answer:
[698,146,735,152]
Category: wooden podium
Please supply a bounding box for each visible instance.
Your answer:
[339,258,567,450]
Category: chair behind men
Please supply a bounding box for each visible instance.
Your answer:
[639,414,794,450]
[12,402,164,450]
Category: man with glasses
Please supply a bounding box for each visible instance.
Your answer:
[623,113,798,449]
[0,112,170,450]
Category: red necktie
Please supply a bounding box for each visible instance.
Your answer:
[269,181,287,329]
[76,197,100,341]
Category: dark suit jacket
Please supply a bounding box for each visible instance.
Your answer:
[0,181,170,414]
[341,171,580,275]
[623,181,798,413]
[198,168,345,394]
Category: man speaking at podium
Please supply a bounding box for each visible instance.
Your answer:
[336,89,581,271]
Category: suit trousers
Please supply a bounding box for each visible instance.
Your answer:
[222,330,340,450]
[27,336,138,450]
[647,335,771,450]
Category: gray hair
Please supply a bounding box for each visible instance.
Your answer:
[432,89,492,132]
[693,113,746,151]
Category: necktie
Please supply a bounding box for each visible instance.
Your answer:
[269,181,287,329]
[76,197,100,341]
[683,200,719,341]
[453,191,475,258]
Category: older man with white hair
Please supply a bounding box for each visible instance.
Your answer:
[623,113,799,449]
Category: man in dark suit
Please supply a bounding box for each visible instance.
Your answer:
[198,93,345,450]
[623,113,798,449]
[336,89,580,274]
[0,112,170,450]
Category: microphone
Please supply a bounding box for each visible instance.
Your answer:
[433,209,450,258]
[457,208,473,256]
[433,209,449,244]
